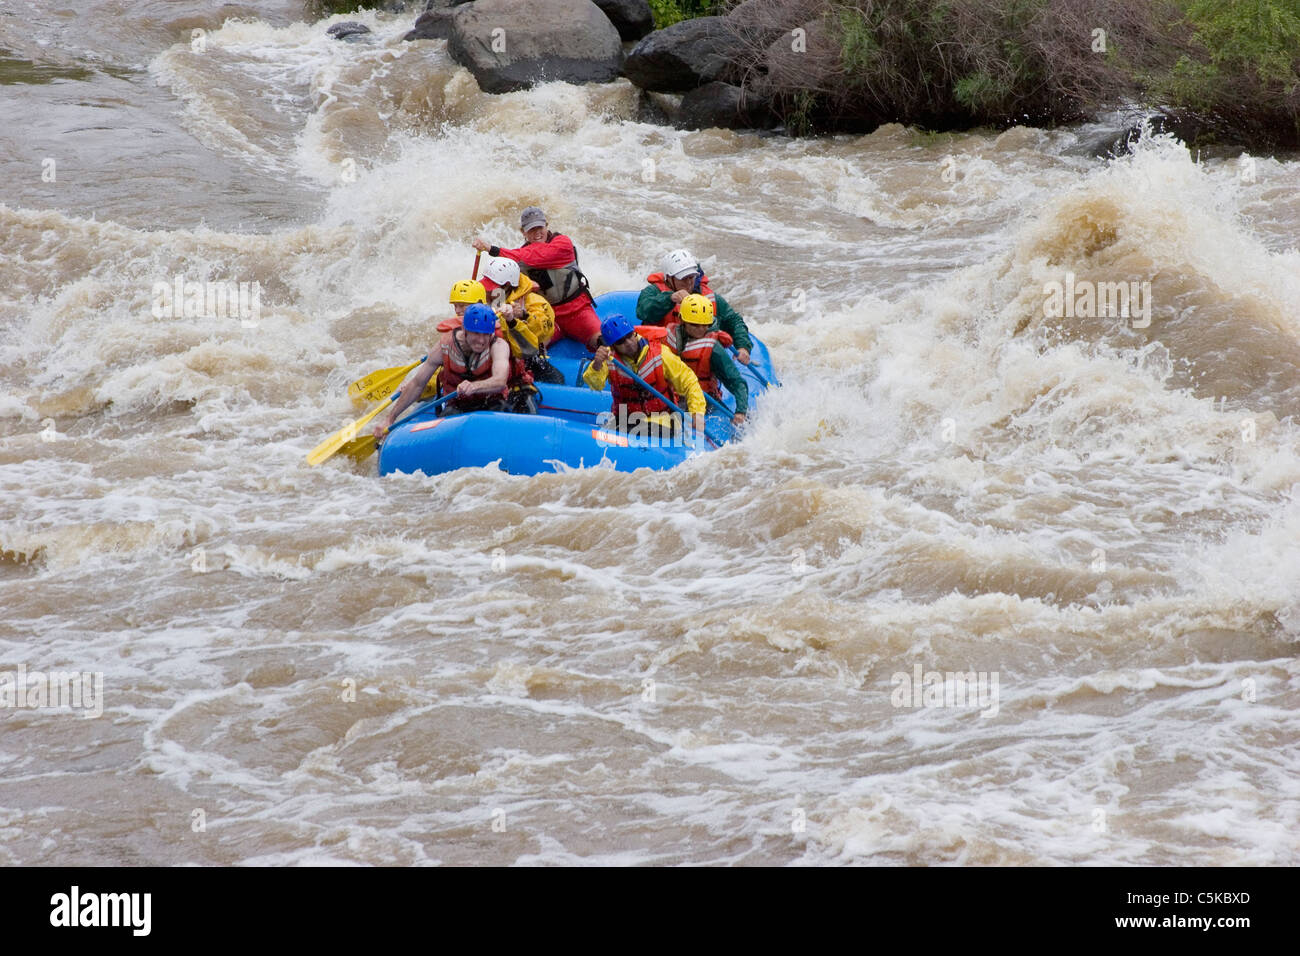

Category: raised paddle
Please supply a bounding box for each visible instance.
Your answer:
[607,357,719,450]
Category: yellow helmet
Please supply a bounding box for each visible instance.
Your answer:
[679,293,715,325]
[449,279,487,305]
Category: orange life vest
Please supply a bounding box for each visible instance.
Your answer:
[645,272,717,326]
[607,339,679,416]
[438,317,532,390]
[438,329,508,404]
[667,327,733,398]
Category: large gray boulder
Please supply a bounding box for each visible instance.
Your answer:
[623,16,750,93]
[592,0,653,41]
[404,8,454,40]
[404,0,469,41]
[447,0,624,94]
[675,80,771,130]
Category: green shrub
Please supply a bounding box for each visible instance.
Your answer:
[1183,0,1300,86]
[1137,0,1300,144]
[759,0,1299,145]
[307,0,417,16]
[953,72,1009,112]
[1149,0,1300,108]
[309,0,372,14]
[809,0,1055,129]
[834,4,878,75]
[648,0,723,29]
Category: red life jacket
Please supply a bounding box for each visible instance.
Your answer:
[439,329,508,404]
[668,327,733,398]
[645,271,716,326]
[438,317,532,390]
[607,339,679,416]
[508,353,534,389]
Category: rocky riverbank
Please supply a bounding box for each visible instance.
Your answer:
[357,0,1300,148]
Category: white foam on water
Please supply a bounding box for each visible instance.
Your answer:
[4,17,1300,864]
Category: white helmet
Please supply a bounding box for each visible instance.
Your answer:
[482,256,521,288]
[662,249,697,280]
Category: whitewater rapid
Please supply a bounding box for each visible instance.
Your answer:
[1,4,1298,865]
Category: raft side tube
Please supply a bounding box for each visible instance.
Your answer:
[377,409,709,477]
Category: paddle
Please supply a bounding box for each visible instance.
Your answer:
[307,386,451,467]
[729,346,777,390]
[307,396,399,466]
[647,325,736,438]
[338,434,380,461]
[699,390,740,443]
[347,357,425,403]
[700,392,737,445]
[337,378,444,461]
[607,357,719,450]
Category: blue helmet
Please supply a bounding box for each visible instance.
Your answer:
[600,313,636,346]
[462,303,497,335]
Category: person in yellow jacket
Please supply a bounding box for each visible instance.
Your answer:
[478,255,563,384]
[583,313,706,439]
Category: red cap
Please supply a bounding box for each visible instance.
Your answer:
[478,277,499,292]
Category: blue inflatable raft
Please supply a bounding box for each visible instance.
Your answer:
[377,291,778,477]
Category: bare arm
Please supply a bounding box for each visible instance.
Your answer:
[457,339,511,396]
[374,346,443,437]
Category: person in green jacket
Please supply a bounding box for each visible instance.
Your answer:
[665,293,748,427]
[636,248,755,365]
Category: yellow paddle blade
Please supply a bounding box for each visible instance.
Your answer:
[312,371,443,468]
[347,386,438,461]
[339,435,378,461]
[347,361,420,403]
[306,401,389,467]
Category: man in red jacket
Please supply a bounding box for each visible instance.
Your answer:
[472,207,601,351]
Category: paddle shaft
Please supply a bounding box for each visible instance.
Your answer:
[307,391,402,466]
[702,390,733,417]
[338,387,460,465]
[730,346,774,389]
[378,381,457,435]
[341,390,447,461]
[608,357,717,450]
